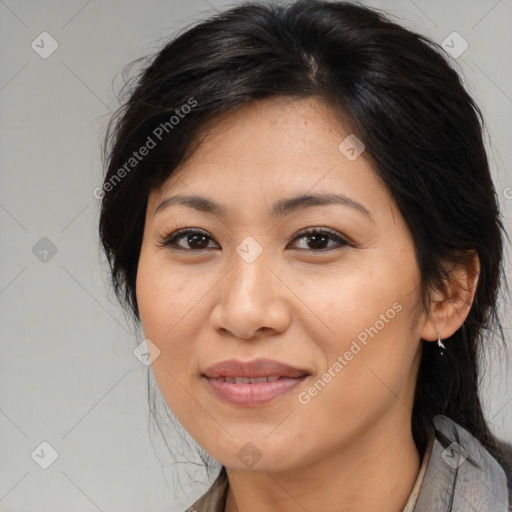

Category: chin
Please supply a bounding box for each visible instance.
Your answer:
[212,439,301,473]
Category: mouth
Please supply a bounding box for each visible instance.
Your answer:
[202,358,310,379]
[202,358,310,406]
[210,376,283,383]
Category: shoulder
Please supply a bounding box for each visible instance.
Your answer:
[414,415,510,511]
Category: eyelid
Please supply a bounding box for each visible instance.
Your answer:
[290,226,350,243]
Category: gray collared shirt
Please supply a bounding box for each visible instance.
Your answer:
[185,415,510,511]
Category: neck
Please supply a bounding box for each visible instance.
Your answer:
[224,411,421,512]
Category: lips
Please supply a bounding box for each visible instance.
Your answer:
[202,358,310,379]
[202,359,310,406]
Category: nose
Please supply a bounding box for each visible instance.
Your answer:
[209,247,291,340]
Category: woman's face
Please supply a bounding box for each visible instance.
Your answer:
[136,97,427,472]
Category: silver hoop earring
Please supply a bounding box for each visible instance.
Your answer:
[437,333,446,352]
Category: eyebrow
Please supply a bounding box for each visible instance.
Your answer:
[155,193,373,221]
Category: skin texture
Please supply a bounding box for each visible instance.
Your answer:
[136,97,479,512]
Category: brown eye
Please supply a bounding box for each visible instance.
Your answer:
[159,229,219,251]
[289,228,349,251]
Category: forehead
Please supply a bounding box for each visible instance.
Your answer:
[175,96,349,171]
[148,96,394,224]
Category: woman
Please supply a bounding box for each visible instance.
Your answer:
[98,1,512,510]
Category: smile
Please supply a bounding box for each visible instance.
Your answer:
[202,358,311,406]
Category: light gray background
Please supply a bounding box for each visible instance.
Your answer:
[1,0,511,510]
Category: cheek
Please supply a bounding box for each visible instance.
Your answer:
[295,257,420,406]
[290,261,412,351]
[295,307,418,456]
[136,252,194,371]
[136,258,204,426]
[136,246,191,336]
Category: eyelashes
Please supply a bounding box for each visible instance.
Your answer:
[159,228,216,251]
[158,227,351,252]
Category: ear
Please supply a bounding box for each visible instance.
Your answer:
[420,251,480,342]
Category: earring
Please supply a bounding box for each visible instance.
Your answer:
[437,333,446,352]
